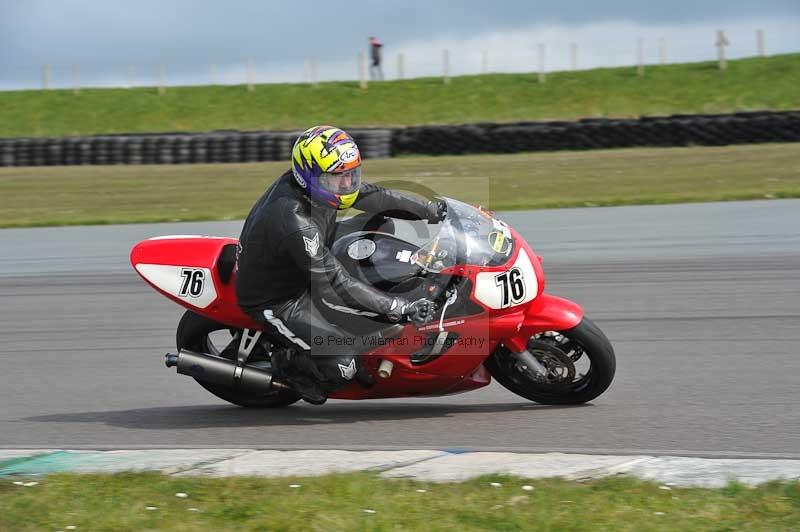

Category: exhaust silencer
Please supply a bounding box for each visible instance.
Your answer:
[165,349,276,393]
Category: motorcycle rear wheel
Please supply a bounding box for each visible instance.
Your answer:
[484,317,615,405]
[176,310,301,408]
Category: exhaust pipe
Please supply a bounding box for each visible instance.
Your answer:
[165,349,289,392]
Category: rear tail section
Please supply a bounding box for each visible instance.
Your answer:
[130,236,256,329]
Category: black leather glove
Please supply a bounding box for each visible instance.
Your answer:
[388,298,435,325]
[425,200,447,224]
[406,298,435,325]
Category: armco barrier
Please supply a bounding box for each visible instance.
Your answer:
[0,112,797,167]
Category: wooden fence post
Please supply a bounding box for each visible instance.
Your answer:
[570,42,578,70]
[716,30,729,70]
[359,50,367,89]
[158,64,166,94]
[41,64,50,90]
[637,38,644,76]
[397,53,405,80]
[72,64,80,95]
[757,29,765,57]
[537,44,546,83]
[311,58,318,87]
[443,49,450,84]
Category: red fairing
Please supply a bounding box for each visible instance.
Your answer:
[130,236,262,331]
[131,236,230,270]
[431,227,582,355]
[500,232,583,351]
[330,318,497,399]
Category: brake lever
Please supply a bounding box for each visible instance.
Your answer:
[436,287,458,328]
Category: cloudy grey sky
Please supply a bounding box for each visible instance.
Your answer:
[1,0,798,89]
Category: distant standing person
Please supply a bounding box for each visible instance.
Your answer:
[369,36,384,81]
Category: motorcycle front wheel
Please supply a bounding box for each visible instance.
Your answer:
[176,310,301,408]
[484,317,616,405]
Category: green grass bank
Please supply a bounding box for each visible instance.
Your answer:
[0,143,798,228]
[1,54,798,138]
[1,472,798,531]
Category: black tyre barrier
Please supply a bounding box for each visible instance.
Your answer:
[241,133,257,162]
[1,112,797,167]
[207,135,224,163]
[190,136,209,164]
[125,137,142,165]
[90,137,107,165]
[0,140,13,166]
[224,135,242,164]
[14,138,31,167]
[273,131,300,162]
[255,133,274,162]
[392,111,800,156]
[29,139,44,166]
[174,136,192,164]
[63,138,78,165]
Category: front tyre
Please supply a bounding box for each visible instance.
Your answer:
[484,317,616,405]
[176,310,300,408]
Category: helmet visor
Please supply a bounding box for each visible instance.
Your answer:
[319,167,361,196]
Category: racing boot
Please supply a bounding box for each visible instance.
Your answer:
[271,348,328,405]
[314,353,376,393]
[286,373,327,406]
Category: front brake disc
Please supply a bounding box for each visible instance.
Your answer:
[526,339,576,384]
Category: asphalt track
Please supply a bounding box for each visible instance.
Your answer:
[1,200,799,457]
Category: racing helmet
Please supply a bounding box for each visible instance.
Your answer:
[291,126,362,210]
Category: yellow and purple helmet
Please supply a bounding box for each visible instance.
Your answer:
[291,126,362,210]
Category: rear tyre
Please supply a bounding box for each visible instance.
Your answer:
[484,317,615,405]
[176,310,301,408]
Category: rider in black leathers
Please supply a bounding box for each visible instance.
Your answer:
[236,126,443,404]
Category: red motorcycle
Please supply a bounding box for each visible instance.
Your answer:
[131,198,615,407]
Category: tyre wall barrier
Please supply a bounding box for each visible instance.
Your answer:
[0,128,393,167]
[0,112,797,167]
[391,111,800,155]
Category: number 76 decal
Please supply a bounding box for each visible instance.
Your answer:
[495,267,526,308]
[179,268,205,298]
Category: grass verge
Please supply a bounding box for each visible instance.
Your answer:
[1,472,798,531]
[1,143,798,228]
[0,54,798,137]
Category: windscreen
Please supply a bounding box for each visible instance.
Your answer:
[412,198,515,272]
